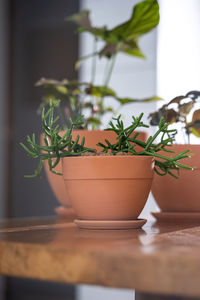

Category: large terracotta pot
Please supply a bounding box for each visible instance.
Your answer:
[42,130,149,208]
[62,155,154,220]
[152,144,200,212]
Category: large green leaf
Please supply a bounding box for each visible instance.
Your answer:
[68,0,159,59]
[85,85,116,97]
[109,0,159,41]
[126,0,159,37]
[99,40,145,58]
[117,95,163,104]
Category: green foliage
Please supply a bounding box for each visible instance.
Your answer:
[21,103,193,179]
[117,96,163,105]
[37,79,162,130]
[97,114,193,178]
[20,101,95,178]
[37,0,161,130]
[85,85,116,97]
[69,0,159,58]
[149,90,200,141]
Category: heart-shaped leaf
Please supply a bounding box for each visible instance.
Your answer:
[68,0,159,58]
[110,0,159,41]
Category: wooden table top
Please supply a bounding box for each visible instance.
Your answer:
[0,216,200,298]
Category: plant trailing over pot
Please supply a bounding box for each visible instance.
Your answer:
[20,102,193,229]
[148,91,200,218]
[21,101,192,179]
[36,0,162,130]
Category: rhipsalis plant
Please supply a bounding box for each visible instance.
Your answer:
[97,114,193,178]
[20,101,95,178]
[21,102,193,179]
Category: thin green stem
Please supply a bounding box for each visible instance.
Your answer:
[57,105,67,130]
[97,115,193,178]
[21,101,96,178]
[91,37,97,84]
[103,49,118,88]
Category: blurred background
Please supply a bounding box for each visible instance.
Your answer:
[0,0,200,299]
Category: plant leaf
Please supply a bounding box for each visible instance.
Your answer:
[186,90,200,99]
[187,109,200,137]
[109,0,159,40]
[168,95,185,105]
[35,78,68,87]
[179,101,194,116]
[67,10,93,31]
[99,40,145,58]
[55,86,68,95]
[86,117,101,125]
[189,127,200,137]
[69,1,159,59]
[85,85,116,97]
[117,95,163,104]
[163,109,179,124]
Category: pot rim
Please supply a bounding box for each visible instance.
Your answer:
[168,144,200,147]
[62,154,154,160]
[62,155,154,180]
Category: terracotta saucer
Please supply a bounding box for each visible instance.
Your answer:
[55,206,76,220]
[152,212,200,223]
[74,218,147,230]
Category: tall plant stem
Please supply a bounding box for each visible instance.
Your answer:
[103,50,118,88]
[96,43,120,125]
[57,105,67,130]
[103,42,121,88]
[91,37,97,84]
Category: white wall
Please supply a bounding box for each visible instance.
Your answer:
[78,1,158,300]
[157,0,200,144]
[157,0,200,99]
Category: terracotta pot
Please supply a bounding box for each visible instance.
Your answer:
[62,155,154,220]
[152,144,200,212]
[42,130,149,208]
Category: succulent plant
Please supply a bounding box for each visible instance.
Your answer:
[21,101,193,178]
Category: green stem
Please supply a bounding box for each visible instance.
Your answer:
[57,105,67,130]
[91,37,97,84]
[103,49,118,88]
[96,43,121,125]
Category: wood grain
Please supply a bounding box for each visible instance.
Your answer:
[0,217,199,298]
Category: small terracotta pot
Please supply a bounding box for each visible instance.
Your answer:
[152,144,200,212]
[62,155,154,220]
[42,130,149,208]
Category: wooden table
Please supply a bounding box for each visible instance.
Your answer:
[0,216,200,299]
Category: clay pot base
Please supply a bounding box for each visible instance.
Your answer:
[152,212,200,223]
[55,206,76,220]
[74,218,147,230]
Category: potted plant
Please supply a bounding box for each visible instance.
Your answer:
[36,0,162,211]
[20,101,192,229]
[149,90,200,221]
